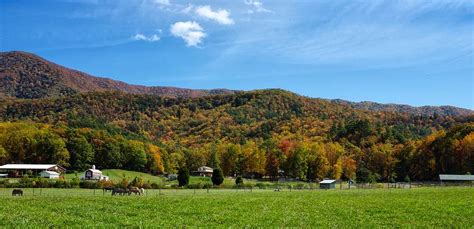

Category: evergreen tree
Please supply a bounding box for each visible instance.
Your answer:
[178,167,190,187]
[211,167,224,186]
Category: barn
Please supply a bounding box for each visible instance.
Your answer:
[319,179,336,189]
[0,164,65,178]
[81,165,109,181]
[40,171,60,179]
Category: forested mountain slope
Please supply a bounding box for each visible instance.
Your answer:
[0,89,472,181]
[332,99,473,117]
[0,51,236,99]
[0,51,472,182]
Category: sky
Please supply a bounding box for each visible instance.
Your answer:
[1,0,473,109]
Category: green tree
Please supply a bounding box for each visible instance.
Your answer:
[235,176,243,186]
[211,167,224,186]
[67,136,94,171]
[177,167,190,187]
[122,140,147,171]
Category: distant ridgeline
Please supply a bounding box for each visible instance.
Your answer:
[0,51,473,182]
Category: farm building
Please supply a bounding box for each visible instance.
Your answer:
[320,179,336,189]
[0,164,65,178]
[193,166,213,177]
[81,165,109,181]
[439,174,474,185]
[40,171,60,179]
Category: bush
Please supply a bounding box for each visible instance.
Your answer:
[255,183,267,189]
[295,183,307,190]
[187,183,203,189]
[235,176,243,185]
[211,167,224,186]
[203,183,213,189]
[150,182,161,189]
[79,180,101,189]
[178,167,190,187]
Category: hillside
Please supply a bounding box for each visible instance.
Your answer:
[331,99,473,117]
[0,51,236,99]
[1,51,472,118]
[0,51,472,182]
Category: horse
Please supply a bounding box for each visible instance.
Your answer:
[12,189,23,196]
[128,187,142,195]
[111,188,129,196]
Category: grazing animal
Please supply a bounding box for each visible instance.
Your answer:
[112,188,129,196]
[12,189,23,196]
[140,188,145,195]
[128,187,142,195]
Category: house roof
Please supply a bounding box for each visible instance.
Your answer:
[41,171,60,175]
[320,179,336,184]
[0,164,63,170]
[439,174,474,181]
[86,169,102,173]
[196,166,213,172]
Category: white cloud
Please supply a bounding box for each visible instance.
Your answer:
[132,33,160,42]
[245,0,272,13]
[195,5,234,25]
[170,21,206,47]
[154,0,170,5]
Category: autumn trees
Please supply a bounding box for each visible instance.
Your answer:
[0,90,472,182]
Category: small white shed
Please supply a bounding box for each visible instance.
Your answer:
[40,171,60,179]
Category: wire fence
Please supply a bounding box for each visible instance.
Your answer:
[0,181,471,197]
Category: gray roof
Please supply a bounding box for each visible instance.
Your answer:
[0,164,61,170]
[439,174,474,181]
[320,179,336,184]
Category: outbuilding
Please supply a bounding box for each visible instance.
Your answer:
[40,171,60,179]
[439,174,474,186]
[81,165,109,181]
[0,164,65,178]
[319,179,336,189]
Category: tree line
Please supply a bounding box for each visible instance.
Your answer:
[0,121,471,182]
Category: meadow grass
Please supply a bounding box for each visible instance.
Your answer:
[64,169,165,184]
[0,187,472,227]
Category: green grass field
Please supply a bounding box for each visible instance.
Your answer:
[64,169,165,184]
[63,169,303,187]
[0,187,472,227]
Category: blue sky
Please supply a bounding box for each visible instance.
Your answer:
[1,0,473,109]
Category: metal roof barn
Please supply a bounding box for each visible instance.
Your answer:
[0,164,66,177]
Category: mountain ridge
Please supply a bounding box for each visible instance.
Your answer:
[0,51,237,99]
[0,51,472,117]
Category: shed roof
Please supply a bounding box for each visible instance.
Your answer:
[439,174,474,181]
[0,164,61,170]
[320,179,336,184]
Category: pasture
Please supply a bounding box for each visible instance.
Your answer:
[64,169,165,184]
[0,187,472,227]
